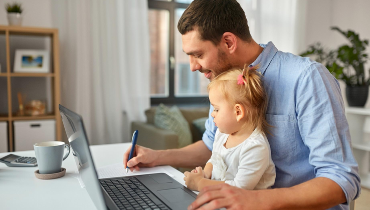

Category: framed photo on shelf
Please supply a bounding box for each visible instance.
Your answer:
[14,49,50,73]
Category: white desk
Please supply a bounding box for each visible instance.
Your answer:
[0,143,186,210]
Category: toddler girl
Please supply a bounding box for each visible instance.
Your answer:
[184,66,276,191]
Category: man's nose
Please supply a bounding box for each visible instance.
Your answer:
[189,57,201,72]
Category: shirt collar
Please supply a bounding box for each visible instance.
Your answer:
[249,41,278,75]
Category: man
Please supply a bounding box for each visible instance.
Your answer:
[123,0,360,209]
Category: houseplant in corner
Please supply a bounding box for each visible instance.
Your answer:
[300,27,370,107]
[5,2,23,26]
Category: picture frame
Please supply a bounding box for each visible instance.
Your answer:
[14,49,50,73]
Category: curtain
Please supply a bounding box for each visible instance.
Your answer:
[238,0,307,54]
[51,0,150,144]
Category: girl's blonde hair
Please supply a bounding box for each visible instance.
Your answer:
[208,65,270,134]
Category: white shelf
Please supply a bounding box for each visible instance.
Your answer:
[353,142,370,152]
[360,173,370,189]
[346,107,370,189]
[346,107,370,115]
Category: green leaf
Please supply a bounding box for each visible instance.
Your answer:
[300,26,369,86]
[5,3,22,13]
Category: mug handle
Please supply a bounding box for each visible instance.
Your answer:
[62,144,70,161]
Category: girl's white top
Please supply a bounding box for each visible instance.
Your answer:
[208,129,276,190]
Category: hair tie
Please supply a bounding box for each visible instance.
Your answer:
[237,67,246,85]
[237,74,244,85]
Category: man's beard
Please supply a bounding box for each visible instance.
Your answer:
[209,49,233,80]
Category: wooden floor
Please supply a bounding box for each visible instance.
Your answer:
[355,187,369,210]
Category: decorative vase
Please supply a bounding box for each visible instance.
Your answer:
[346,86,369,107]
[7,13,23,26]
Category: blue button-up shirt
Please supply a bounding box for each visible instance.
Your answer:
[202,42,360,210]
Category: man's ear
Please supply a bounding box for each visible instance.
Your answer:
[235,104,245,122]
[222,32,237,54]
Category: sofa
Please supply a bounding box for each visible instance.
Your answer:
[131,106,209,150]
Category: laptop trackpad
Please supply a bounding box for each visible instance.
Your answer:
[158,188,195,203]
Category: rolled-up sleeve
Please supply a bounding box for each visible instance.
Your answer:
[202,105,218,151]
[296,63,361,203]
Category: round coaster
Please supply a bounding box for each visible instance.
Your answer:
[34,168,66,180]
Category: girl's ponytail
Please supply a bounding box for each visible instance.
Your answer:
[238,65,270,135]
[240,64,264,108]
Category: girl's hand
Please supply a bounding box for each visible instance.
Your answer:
[184,166,205,191]
[191,166,210,179]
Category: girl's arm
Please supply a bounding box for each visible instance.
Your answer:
[197,178,225,191]
[203,162,213,179]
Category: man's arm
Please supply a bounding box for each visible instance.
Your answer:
[294,63,360,203]
[156,140,212,168]
[189,177,346,210]
[124,105,216,171]
[124,140,212,170]
[273,177,346,210]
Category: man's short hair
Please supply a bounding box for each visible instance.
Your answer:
[177,0,252,45]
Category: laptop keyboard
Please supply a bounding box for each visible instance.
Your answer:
[100,177,170,210]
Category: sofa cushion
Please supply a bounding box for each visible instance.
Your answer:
[145,107,156,124]
[192,117,208,135]
[180,107,209,142]
[154,104,192,148]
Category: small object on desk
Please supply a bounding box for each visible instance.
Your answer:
[126,130,139,173]
[35,167,66,180]
[0,154,37,167]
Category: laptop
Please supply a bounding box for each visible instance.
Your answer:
[59,104,197,210]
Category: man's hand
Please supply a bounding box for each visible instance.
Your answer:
[188,177,347,210]
[184,167,205,191]
[123,141,212,171]
[123,145,159,172]
[188,184,265,210]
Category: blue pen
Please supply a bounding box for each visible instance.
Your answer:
[126,130,139,173]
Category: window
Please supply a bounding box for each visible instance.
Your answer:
[148,0,209,105]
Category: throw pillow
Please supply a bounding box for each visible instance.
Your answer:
[154,104,192,148]
[192,117,208,135]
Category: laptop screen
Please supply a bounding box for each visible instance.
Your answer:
[59,104,107,210]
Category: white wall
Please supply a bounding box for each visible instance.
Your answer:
[302,0,333,50]
[303,0,370,107]
[0,0,53,27]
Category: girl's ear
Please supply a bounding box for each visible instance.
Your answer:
[235,104,245,122]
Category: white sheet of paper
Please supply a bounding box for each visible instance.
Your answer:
[97,163,174,179]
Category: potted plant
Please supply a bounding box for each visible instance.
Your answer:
[5,2,23,26]
[300,27,370,107]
